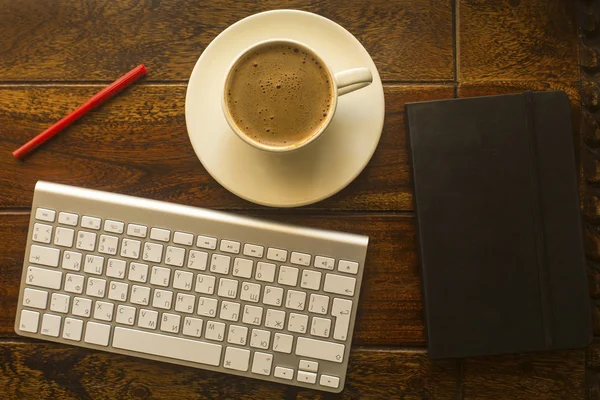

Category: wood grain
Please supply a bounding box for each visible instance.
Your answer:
[462,349,586,399]
[0,213,427,346]
[0,0,453,83]
[458,0,579,82]
[0,85,454,211]
[587,340,600,400]
[0,342,459,399]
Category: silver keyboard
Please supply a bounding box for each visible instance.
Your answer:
[15,181,368,393]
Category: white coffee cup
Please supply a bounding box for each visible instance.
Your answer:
[222,38,373,152]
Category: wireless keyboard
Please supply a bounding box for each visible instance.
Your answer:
[15,181,368,393]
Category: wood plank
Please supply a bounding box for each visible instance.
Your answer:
[463,349,586,399]
[0,342,458,399]
[586,340,600,400]
[0,0,453,82]
[0,84,454,211]
[458,0,579,82]
[0,213,427,346]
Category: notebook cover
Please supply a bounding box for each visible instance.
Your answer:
[405,91,592,359]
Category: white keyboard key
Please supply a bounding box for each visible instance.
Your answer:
[220,239,240,254]
[54,227,75,247]
[174,231,194,246]
[320,374,340,389]
[128,262,148,282]
[273,333,294,354]
[86,277,106,298]
[197,297,218,317]
[165,246,185,267]
[36,207,55,222]
[218,278,238,299]
[286,290,307,311]
[84,321,111,346]
[72,297,92,317]
[41,313,61,337]
[299,360,318,372]
[278,266,299,287]
[187,250,208,271]
[210,254,230,275]
[263,286,283,307]
[224,347,250,371]
[127,223,147,238]
[106,258,127,279]
[175,293,196,314]
[29,245,60,267]
[205,320,226,341]
[233,258,253,278]
[250,329,271,349]
[23,288,48,309]
[94,300,114,321]
[311,317,331,338]
[267,247,287,262]
[150,228,170,242]
[32,223,52,243]
[195,274,216,294]
[19,309,40,333]
[108,281,128,302]
[314,256,335,270]
[116,305,136,325]
[62,317,83,341]
[26,266,62,289]
[297,371,317,384]
[243,243,264,258]
[120,238,141,259]
[150,266,171,287]
[197,235,217,250]
[83,254,104,275]
[240,282,261,303]
[58,212,78,226]
[309,294,330,315]
[182,317,203,337]
[324,273,356,296]
[138,309,158,330]
[50,293,70,313]
[301,270,322,291]
[332,298,353,341]
[64,273,84,294]
[160,313,181,333]
[274,366,294,380]
[265,308,286,330]
[98,234,119,255]
[172,270,194,291]
[103,219,124,234]
[338,260,359,274]
[61,251,82,271]
[113,327,222,366]
[288,313,309,334]
[82,216,101,230]
[252,352,273,375]
[142,242,163,263]
[76,231,96,251]
[219,301,240,321]
[130,285,150,305]
[296,337,345,363]
[152,289,173,309]
[227,325,248,345]
[242,305,263,326]
[290,252,311,266]
[256,262,276,283]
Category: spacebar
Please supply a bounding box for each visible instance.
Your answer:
[112,327,222,366]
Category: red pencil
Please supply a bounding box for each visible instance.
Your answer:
[13,64,147,159]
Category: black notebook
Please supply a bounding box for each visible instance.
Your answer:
[405,91,592,359]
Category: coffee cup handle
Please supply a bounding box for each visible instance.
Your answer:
[335,68,373,96]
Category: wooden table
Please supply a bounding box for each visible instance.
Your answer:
[0,0,595,398]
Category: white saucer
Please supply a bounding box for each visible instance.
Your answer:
[185,10,385,207]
